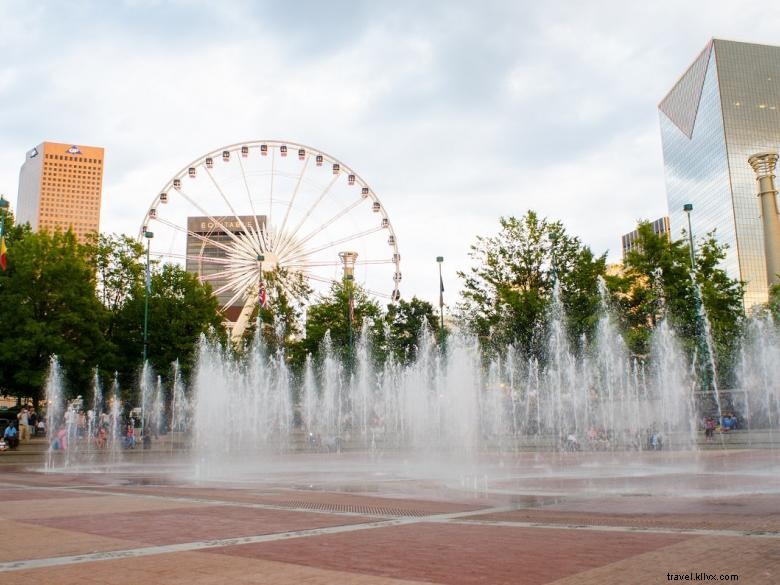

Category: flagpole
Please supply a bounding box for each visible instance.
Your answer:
[257,254,264,307]
[436,256,444,336]
[141,230,153,444]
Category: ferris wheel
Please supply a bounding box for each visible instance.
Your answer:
[140,140,401,340]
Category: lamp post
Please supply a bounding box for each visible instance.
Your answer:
[142,231,154,363]
[436,256,444,335]
[339,251,358,368]
[0,196,9,271]
[0,195,9,238]
[683,203,695,270]
[683,204,713,394]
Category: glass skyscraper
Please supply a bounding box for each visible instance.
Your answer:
[659,39,780,307]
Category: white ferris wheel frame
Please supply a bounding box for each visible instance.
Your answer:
[139,140,402,340]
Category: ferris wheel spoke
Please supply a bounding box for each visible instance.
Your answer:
[204,166,254,239]
[285,258,396,268]
[221,287,253,313]
[275,156,309,252]
[212,270,256,299]
[236,154,264,243]
[275,174,339,258]
[174,188,256,253]
[268,148,276,236]
[301,271,391,299]
[291,196,367,251]
[198,265,258,282]
[280,226,384,264]
[153,216,236,255]
[150,251,234,265]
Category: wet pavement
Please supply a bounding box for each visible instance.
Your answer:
[0,448,778,584]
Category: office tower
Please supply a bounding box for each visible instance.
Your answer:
[659,39,780,307]
[621,216,670,259]
[17,142,104,242]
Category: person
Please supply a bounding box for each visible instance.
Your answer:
[4,422,19,450]
[564,433,579,452]
[142,425,152,450]
[97,425,107,449]
[51,425,68,450]
[125,423,136,449]
[17,408,29,442]
[704,417,716,442]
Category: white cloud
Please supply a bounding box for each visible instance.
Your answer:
[1,0,780,312]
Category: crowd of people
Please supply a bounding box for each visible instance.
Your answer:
[0,406,45,451]
[0,400,165,453]
[561,425,665,452]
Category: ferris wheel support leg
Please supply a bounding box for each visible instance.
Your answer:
[230,293,258,344]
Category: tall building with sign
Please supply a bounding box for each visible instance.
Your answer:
[659,39,780,307]
[16,142,105,242]
[186,215,266,321]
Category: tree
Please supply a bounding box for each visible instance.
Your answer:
[85,233,145,315]
[610,222,743,386]
[381,297,437,364]
[112,263,225,383]
[457,211,606,357]
[296,280,382,365]
[0,229,108,403]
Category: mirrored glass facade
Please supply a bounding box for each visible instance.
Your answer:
[659,40,780,308]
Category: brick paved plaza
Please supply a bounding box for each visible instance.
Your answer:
[0,446,778,584]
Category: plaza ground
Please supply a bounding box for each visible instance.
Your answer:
[0,440,778,584]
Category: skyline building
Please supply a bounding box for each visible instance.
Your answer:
[659,39,780,307]
[16,142,104,242]
[621,216,670,259]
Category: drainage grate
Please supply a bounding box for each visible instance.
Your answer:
[271,500,430,517]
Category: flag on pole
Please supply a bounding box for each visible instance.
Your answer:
[259,281,269,309]
[348,293,355,324]
[145,265,151,293]
[439,273,444,308]
[0,237,6,271]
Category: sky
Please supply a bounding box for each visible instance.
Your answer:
[2,0,780,310]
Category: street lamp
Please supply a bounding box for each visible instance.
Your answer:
[436,256,444,334]
[142,231,154,363]
[683,203,695,270]
[0,195,9,236]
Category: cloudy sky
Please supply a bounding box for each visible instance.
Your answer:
[1,0,779,308]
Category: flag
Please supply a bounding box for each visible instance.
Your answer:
[259,281,269,309]
[348,293,355,324]
[0,236,7,271]
[145,265,151,293]
[439,273,444,308]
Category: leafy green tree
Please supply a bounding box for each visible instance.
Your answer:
[113,263,225,382]
[86,233,145,314]
[296,280,381,365]
[457,211,605,356]
[611,222,743,386]
[381,297,437,364]
[0,229,108,403]
[768,282,780,320]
